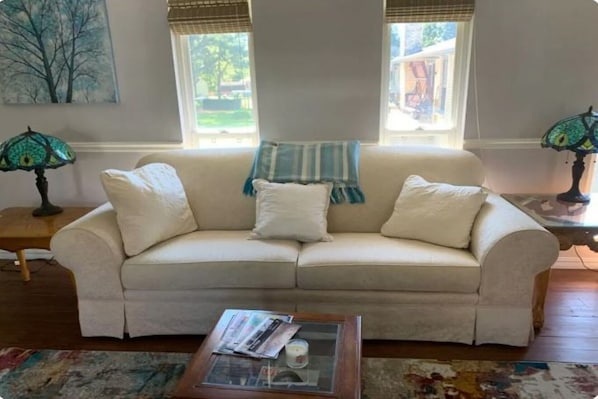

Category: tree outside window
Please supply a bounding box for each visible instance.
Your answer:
[187,33,255,133]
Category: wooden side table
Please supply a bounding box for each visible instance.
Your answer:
[502,193,598,329]
[0,207,94,281]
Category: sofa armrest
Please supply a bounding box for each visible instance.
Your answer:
[50,203,126,337]
[51,202,125,299]
[470,192,559,306]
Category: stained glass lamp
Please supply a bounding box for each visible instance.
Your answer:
[541,106,598,203]
[0,127,76,216]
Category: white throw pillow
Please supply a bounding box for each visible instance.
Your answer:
[100,163,198,256]
[381,175,487,248]
[250,179,333,242]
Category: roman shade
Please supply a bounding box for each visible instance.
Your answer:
[385,0,475,23]
[167,0,252,35]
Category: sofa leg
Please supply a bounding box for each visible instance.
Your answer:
[532,269,551,330]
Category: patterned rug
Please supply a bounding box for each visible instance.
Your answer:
[0,347,596,399]
[363,358,598,399]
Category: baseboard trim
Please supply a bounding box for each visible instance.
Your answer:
[0,249,53,260]
[553,254,598,270]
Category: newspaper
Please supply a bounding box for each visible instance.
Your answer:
[214,310,296,357]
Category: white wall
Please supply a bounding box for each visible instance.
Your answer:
[464,0,598,194]
[0,0,182,210]
[0,0,181,143]
[251,0,383,142]
[1,0,598,207]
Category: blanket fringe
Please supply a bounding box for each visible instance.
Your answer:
[243,177,255,196]
[331,186,365,204]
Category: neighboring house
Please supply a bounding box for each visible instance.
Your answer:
[390,38,455,124]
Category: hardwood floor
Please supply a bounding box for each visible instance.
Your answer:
[0,259,596,363]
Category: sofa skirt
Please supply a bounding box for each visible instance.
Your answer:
[122,289,479,343]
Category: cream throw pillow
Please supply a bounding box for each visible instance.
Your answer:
[100,163,198,256]
[381,175,487,248]
[250,179,333,242]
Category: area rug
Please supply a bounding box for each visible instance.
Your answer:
[363,358,598,399]
[0,348,596,399]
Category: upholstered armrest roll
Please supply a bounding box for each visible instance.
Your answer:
[470,193,559,306]
[51,202,125,298]
[50,203,126,337]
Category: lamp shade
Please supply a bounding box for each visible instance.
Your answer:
[541,106,598,154]
[0,127,76,171]
[540,106,598,204]
[0,127,76,217]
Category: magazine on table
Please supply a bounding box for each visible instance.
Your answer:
[234,317,302,359]
[214,310,254,355]
[214,310,297,357]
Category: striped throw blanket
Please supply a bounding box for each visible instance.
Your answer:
[243,140,365,204]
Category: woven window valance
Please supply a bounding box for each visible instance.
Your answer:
[168,0,252,35]
[385,0,475,23]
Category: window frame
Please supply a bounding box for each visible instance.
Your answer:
[379,20,473,148]
[171,32,260,149]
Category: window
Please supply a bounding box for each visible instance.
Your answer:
[381,1,474,148]
[168,0,258,148]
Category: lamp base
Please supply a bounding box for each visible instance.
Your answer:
[32,167,63,217]
[32,204,63,217]
[556,152,591,204]
[556,191,590,204]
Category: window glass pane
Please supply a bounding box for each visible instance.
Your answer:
[187,33,255,133]
[387,22,457,131]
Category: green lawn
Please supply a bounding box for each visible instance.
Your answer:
[197,109,254,129]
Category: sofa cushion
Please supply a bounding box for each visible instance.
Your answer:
[121,231,300,290]
[136,149,257,231]
[100,163,198,256]
[297,233,480,293]
[381,175,487,248]
[251,179,333,242]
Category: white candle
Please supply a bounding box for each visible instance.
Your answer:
[285,339,309,368]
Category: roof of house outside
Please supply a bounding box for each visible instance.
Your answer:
[391,38,456,65]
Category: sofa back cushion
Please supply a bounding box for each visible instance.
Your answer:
[328,146,486,233]
[137,148,257,230]
[136,145,485,233]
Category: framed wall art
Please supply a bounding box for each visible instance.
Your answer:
[0,0,119,104]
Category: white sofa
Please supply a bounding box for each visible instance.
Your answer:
[50,145,559,346]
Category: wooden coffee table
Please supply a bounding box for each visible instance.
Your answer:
[173,309,362,399]
[0,207,93,281]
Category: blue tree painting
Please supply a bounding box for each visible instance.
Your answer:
[0,0,118,103]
